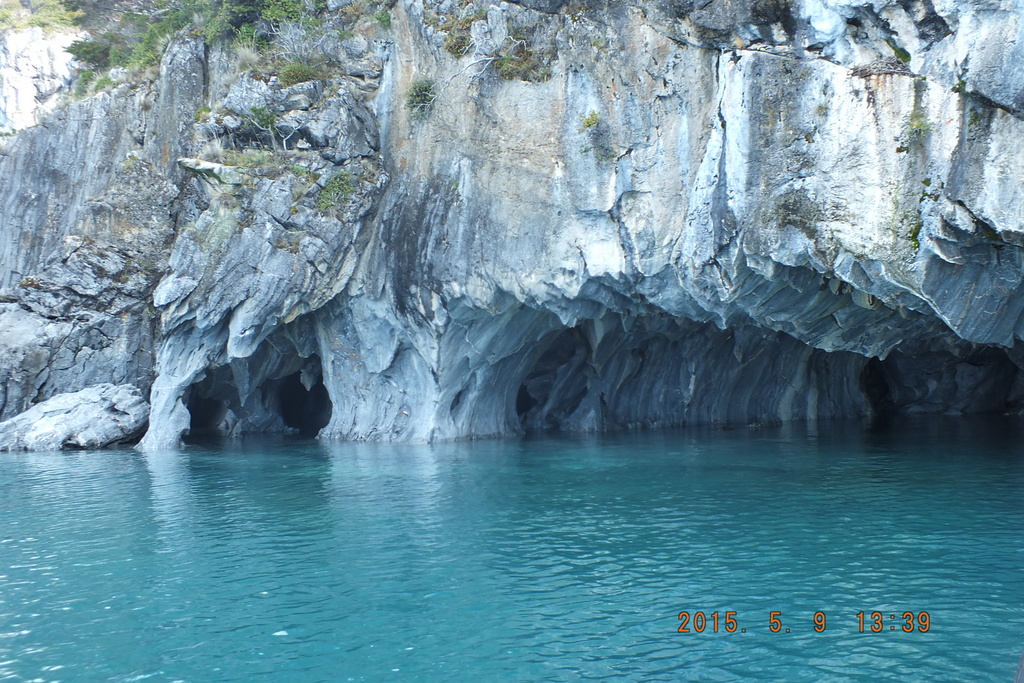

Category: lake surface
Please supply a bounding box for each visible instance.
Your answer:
[1,417,1023,681]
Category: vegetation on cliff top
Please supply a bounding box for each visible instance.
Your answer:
[0,0,82,31]
[57,0,396,73]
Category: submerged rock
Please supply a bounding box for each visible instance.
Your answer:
[0,384,149,451]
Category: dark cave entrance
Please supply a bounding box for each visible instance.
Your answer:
[515,326,598,432]
[860,357,894,426]
[186,392,232,439]
[183,355,333,441]
[507,313,1024,437]
[183,364,236,442]
[858,347,1023,425]
[277,371,332,437]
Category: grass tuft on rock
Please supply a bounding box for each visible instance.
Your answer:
[279,62,323,86]
[316,171,355,211]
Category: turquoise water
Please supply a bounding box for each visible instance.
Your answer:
[1,418,1023,682]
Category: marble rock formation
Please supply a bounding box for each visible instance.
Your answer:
[1,1,1024,448]
[0,383,148,451]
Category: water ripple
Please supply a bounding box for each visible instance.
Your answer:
[0,422,1022,680]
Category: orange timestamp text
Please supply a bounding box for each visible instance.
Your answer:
[676,610,930,634]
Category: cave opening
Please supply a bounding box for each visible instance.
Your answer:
[185,393,231,439]
[183,366,236,443]
[515,326,594,432]
[183,355,333,441]
[277,370,332,437]
[506,314,1024,438]
[860,357,894,427]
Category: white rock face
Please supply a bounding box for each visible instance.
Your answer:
[0,28,79,133]
[0,383,148,451]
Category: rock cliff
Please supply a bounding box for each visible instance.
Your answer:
[3,0,1024,449]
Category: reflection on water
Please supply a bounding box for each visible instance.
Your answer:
[0,417,1023,681]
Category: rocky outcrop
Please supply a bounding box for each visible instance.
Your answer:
[0,237,161,422]
[5,1,1024,449]
[0,383,148,451]
[0,37,202,423]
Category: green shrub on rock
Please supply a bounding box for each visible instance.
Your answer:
[66,39,112,67]
[317,171,355,211]
[260,0,304,24]
[278,62,323,86]
[74,68,95,97]
[19,0,83,31]
[406,78,436,120]
[249,106,277,130]
[495,47,551,82]
[126,8,190,67]
[578,111,599,131]
[444,33,470,56]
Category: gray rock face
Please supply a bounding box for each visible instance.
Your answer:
[508,0,567,13]
[0,237,161,422]
[0,383,148,451]
[0,37,201,292]
[0,37,200,424]
[5,1,1024,449]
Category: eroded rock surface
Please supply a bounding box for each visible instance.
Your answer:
[4,1,1024,449]
[0,383,148,451]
